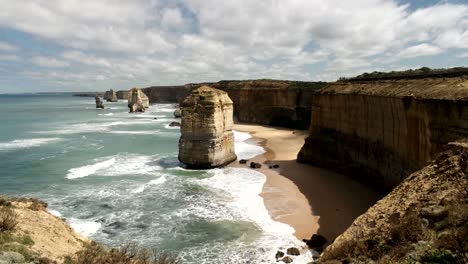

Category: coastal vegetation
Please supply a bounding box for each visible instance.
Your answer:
[341,66,468,81]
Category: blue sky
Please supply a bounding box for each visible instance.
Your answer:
[0,0,467,93]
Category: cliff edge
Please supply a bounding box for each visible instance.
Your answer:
[320,141,468,263]
[298,76,468,191]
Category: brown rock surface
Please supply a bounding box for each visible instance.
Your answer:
[178,86,237,169]
[95,95,104,109]
[116,90,129,100]
[128,88,149,113]
[298,76,468,191]
[104,89,118,102]
[320,142,468,263]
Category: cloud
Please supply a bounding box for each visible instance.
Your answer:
[0,0,467,91]
[32,56,70,68]
[398,43,443,58]
[0,41,19,52]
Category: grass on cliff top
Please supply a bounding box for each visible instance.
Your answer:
[340,66,468,82]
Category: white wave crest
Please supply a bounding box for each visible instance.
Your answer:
[0,138,62,151]
[132,176,167,194]
[68,218,101,237]
[66,154,162,179]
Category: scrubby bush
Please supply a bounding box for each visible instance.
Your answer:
[68,242,179,264]
[0,207,18,232]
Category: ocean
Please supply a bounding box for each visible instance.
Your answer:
[0,94,312,263]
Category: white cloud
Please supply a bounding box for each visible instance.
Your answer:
[32,56,70,68]
[0,41,18,52]
[398,43,443,58]
[0,0,467,91]
[0,54,20,61]
[457,52,468,58]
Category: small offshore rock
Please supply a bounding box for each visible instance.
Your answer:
[239,159,248,164]
[250,162,262,169]
[174,108,182,118]
[95,95,104,109]
[282,256,293,263]
[169,121,181,127]
[304,234,328,249]
[275,251,285,259]
[286,247,300,256]
[273,164,280,168]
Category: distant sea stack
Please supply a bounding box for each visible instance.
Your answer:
[116,90,129,100]
[128,88,149,113]
[104,89,118,102]
[178,86,237,169]
[95,95,104,109]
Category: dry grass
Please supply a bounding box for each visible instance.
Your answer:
[0,207,18,232]
[67,242,179,264]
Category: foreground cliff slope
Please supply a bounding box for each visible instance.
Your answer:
[0,197,87,263]
[298,75,468,191]
[320,141,468,263]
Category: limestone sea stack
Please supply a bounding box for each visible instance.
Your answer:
[178,86,237,169]
[104,89,118,102]
[95,95,104,109]
[128,88,149,113]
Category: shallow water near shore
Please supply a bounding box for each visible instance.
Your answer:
[0,94,312,263]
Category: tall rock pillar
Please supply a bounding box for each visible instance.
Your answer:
[128,88,149,113]
[178,86,237,169]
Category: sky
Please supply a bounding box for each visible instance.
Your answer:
[0,0,467,93]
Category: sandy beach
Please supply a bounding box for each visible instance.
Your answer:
[233,123,381,243]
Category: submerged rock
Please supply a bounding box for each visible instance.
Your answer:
[104,89,118,102]
[281,256,293,263]
[128,88,149,113]
[275,251,285,259]
[95,95,104,109]
[169,121,181,127]
[239,159,248,164]
[178,86,237,169]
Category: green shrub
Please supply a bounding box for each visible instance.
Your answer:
[0,207,18,232]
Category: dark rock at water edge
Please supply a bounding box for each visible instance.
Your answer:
[303,234,328,250]
[169,121,181,127]
[275,251,285,259]
[174,108,182,118]
[239,159,248,164]
[286,247,300,256]
[250,162,262,169]
[281,256,293,263]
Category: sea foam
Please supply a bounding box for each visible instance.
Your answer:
[68,218,101,237]
[0,138,62,151]
[233,130,265,159]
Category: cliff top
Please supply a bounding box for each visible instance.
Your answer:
[182,85,233,106]
[321,76,468,100]
[345,67,468,81]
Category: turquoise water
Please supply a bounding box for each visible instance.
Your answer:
[0,94,312,263]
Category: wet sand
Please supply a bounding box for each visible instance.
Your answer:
[233,123,381,243]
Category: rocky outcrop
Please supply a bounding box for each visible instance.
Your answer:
[95,95,104,109]
[127,88,149,113]
[104,89,118,102]
[178,86,237,169]
[298,76,468,191]
[320,141,468,263]
[116,90,129,100]
[141,80,327,129]
[0,197,88,263]
[174,108,181,118]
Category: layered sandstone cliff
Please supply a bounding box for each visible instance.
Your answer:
[104,89,118,102]
[128,88,149,113]
[141,80,327,129]
[116,90,129,100]
[178,86,237,169]
[298,76,468,191]
[320,141,468,263]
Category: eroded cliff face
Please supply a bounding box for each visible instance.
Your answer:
[141,80,327,129]
[320,141,468,263]
[178,86,237,169]
[116,90,129,100]
[298,77,468,191]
